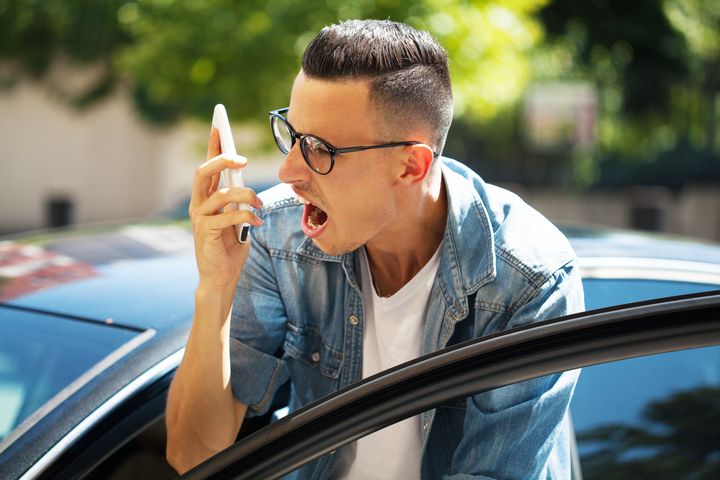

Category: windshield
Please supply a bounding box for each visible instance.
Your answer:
[0,305,141,440]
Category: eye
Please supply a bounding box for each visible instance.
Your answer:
[305,136,332,157]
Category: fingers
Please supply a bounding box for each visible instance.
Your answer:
[207,127,221,161]
[205,128,222,199]
[191,153,247,207]
[194,208,264,232]
[196,187,264,216]
[198,153,247,172]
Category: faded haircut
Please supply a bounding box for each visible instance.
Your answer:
[302,19,453,155]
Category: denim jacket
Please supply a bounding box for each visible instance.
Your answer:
[230,158,584,479]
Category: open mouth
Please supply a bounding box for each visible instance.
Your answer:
[301,201,329,238]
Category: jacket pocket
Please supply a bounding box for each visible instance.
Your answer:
[283,322,343,379]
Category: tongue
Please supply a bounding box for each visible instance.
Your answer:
[306,203,328,230]
[314,206,328,225]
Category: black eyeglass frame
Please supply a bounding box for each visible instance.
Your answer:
[269,107,439,175]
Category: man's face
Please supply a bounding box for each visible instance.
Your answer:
[278,71,402,255]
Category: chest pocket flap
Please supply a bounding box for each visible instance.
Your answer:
[284,322,343,379]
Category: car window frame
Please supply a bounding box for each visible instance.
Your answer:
[179,289,720,480]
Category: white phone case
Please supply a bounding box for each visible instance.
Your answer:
[211,104,251,243]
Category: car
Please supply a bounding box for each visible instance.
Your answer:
[1,219,719,479]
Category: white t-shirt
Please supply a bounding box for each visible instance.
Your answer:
[332,245,442,479]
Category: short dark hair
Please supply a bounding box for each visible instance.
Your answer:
[302,19,453,155]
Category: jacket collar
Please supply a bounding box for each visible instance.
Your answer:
[435,159,496,319]
[296,239,344,262]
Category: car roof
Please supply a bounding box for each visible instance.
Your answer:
[3,220,720,331]
[0,220,197,332]
[559,224,720,285]
[560,224,720,264]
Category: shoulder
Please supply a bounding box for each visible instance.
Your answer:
[442,158,578,306]
[484,181,576,287]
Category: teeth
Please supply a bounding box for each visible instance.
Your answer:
[308,208,320,229]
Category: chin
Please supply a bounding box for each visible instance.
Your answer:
[311,237,361,257]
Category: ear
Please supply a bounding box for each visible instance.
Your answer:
[396,144,435,186]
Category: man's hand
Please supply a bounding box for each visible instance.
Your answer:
[189,128,264,290]
[166,128,257,474]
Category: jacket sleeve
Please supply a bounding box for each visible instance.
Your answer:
[228,226,290,416]
[445,260,584,479]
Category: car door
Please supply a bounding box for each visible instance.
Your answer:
[177,289,720,479]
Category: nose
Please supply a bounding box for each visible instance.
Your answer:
[278,143,311,185]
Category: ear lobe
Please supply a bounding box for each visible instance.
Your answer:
[398,145,434,185]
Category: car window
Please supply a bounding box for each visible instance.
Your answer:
[571,345,720,479]
[0,306,140,440]
[583,278,719,310]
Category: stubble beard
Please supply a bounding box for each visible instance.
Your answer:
[312,236,364,257]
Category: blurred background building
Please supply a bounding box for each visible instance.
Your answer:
[1,0,718,240]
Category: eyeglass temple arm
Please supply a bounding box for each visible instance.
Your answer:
[336,142,439,157]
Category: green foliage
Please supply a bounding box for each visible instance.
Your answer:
[538,0,719,168]
[664,0,720,61]
[116,0,550,125]
[2,0,717,189]
[0,0,130,102]
[0,0,548,125]
[539,0,690,149]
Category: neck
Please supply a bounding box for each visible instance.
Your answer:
[365,169,447,297]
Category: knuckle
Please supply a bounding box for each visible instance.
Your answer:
[241,188,256,202]
[193,214,206,228]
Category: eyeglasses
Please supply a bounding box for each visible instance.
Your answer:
[269,108,438,175]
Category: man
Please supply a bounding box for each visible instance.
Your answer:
[166,19,583,479]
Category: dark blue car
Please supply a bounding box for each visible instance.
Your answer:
[1,220,719,479]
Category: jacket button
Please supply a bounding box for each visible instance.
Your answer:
[311,352,320,364]
[349,315,359,326]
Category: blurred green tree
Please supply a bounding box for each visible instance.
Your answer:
[664,0,720,155]
[538,0,691,156]
[3,0,715,189]
[529,0,720,189]
[0,0,131,106]
[0,0,549,126]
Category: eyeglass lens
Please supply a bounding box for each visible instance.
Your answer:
[272,115,333,174]
[301,136,333,174]
[271,116,294,154]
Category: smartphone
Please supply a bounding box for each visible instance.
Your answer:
[211,104,250,243]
